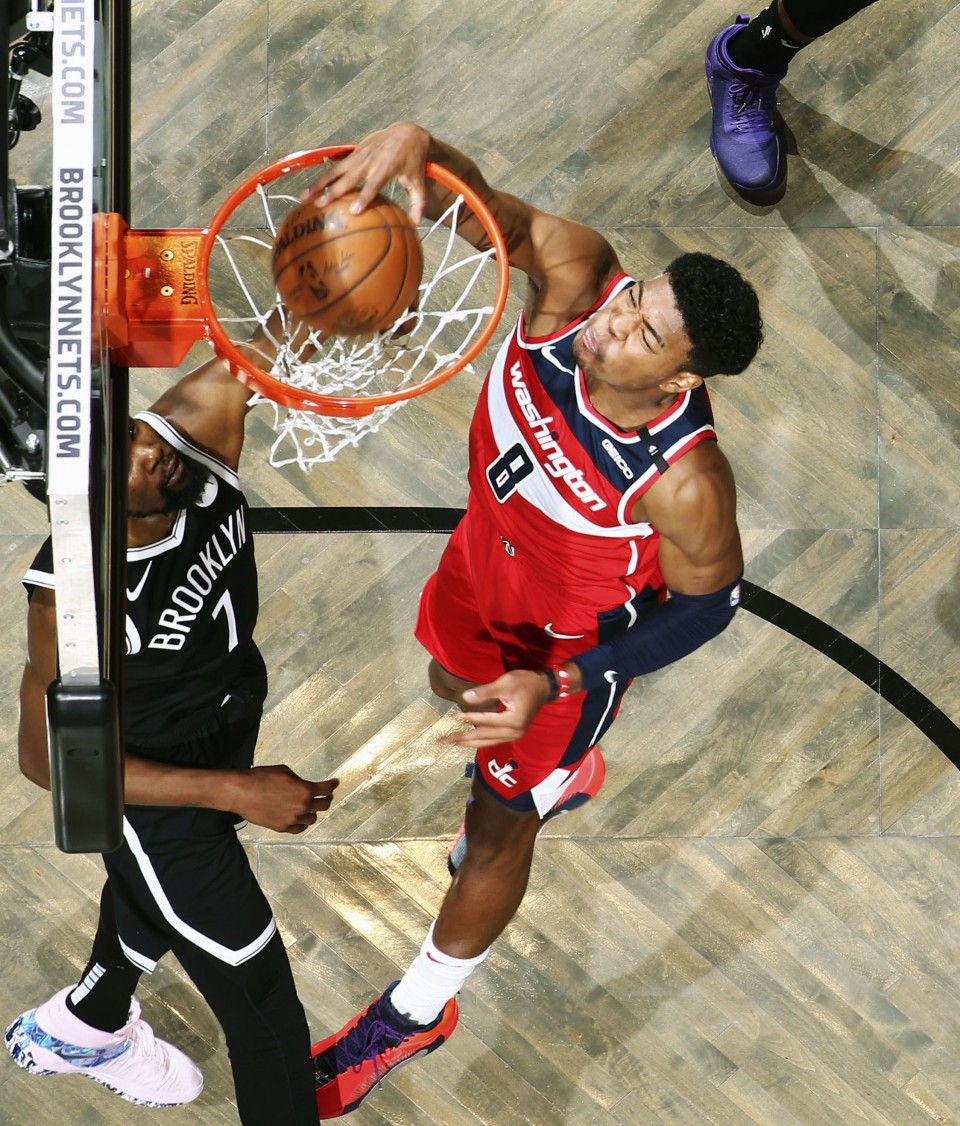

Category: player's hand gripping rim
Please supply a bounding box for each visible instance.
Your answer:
[301,121,430,224]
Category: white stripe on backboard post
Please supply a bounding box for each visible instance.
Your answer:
[47,0,100,682]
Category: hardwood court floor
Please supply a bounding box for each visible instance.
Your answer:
[2,1,959,1123]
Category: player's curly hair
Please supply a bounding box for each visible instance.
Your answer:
[665,252,763,377]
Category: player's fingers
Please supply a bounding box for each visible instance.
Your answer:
[451,732,515,749]
[304,156,369,206]
[460,686,502,708]
[402,180,427,225]
[302,164,350,203]
[313,777,340,794]
[457,709,511,727]
[348,187,374,214]
[301,175,331,203]
[439,725,520,748]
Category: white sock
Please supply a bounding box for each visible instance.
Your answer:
[390,923,489,1026]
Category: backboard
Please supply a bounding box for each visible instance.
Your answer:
[3,0,129,852]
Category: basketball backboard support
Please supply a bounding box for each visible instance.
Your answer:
[1,0,129,853]
[0,1,48,493]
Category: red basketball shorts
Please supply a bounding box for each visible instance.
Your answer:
[415,503,631,813]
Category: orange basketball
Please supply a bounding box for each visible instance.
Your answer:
[271,192,423,336]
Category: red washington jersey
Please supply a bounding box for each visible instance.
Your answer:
[468,273,718,612]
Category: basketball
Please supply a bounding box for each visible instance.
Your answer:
[271,192,423,336]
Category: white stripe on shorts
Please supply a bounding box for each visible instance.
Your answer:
[122,816,277,966]
[119,937,159,974]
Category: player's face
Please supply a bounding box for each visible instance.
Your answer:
[127,418,208,517]
[572,276,694,390]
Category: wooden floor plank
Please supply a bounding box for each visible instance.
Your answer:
[2,0,959,1122]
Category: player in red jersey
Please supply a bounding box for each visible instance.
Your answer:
[307,122,763,1116]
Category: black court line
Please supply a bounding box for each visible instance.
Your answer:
[738,581,959,766]
[250,506,960,764]
[251,506,463,534]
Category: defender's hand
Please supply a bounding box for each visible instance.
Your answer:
[303,122,430,223]
[438,670,553,749]
[223,766,339,835]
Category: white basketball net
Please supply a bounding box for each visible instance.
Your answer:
[207,182,502,469]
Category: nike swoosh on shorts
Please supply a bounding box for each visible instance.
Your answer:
[544,623,585,639]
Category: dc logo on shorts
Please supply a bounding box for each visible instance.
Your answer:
[488,759,518,787]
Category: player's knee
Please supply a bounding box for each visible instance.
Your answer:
[461,829,536,874]
[462,803,540,870]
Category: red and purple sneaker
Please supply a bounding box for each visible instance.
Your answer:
[313,982,458,1118]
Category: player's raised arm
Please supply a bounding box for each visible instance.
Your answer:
[145,332,272,471]
[306,121,622,334]
[144,313,313,470]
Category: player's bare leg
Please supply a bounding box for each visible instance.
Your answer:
[315,657,604,1115]
[434,776,542,958]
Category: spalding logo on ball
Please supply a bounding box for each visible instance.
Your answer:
[272,192,424,336]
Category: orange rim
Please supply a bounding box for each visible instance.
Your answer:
[196,146,510,418]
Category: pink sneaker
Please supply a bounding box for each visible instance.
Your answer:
[4,986,203,1107]
[448,746,606,874]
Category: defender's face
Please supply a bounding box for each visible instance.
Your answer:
[127,417,194,517]
[572,276,694,390]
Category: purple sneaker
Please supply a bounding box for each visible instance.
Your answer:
[705,15,787,202]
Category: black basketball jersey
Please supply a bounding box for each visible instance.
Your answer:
[24,410,264,748]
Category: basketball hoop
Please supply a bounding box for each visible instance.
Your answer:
[95,145,510,468]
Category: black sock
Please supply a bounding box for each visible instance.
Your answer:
[67,959,143,1033]
[728,3,806,74]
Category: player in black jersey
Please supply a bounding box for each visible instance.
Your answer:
[8,334,338,1124]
